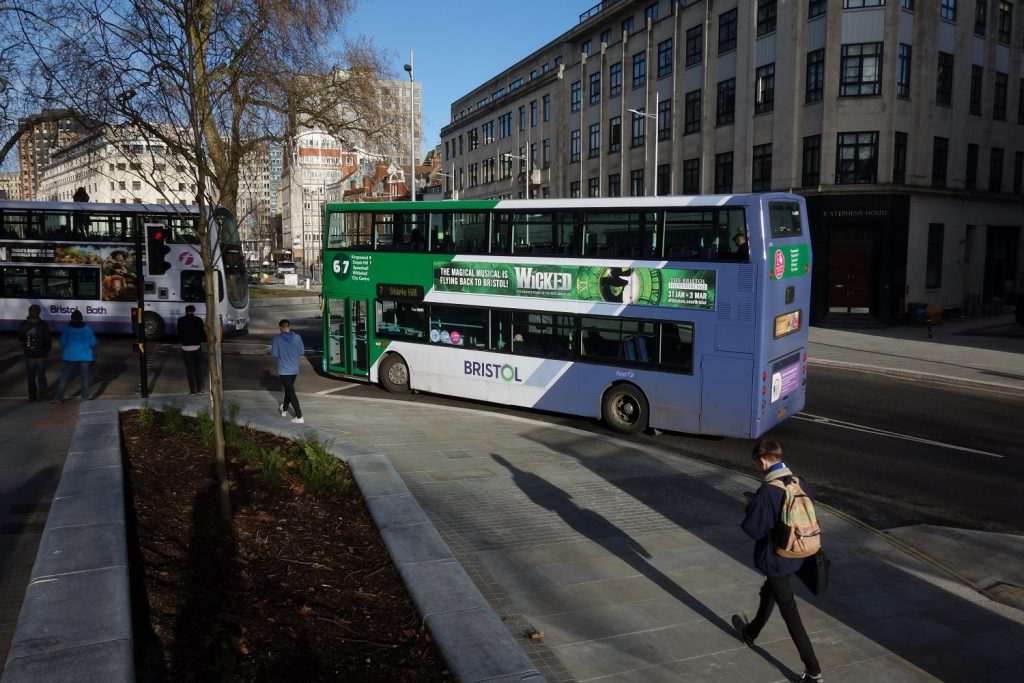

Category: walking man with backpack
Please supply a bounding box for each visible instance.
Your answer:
[17,304,52,401]
[733,439,823,682]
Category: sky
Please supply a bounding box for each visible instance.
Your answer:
[341,0,591,154]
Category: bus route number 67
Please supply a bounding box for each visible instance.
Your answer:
[332,254,351,280]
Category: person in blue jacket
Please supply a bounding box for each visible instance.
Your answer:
[271,319,305,424]
[732,439,822,682]
[51,309,97,403]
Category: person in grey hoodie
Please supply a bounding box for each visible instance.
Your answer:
[271,319,305,424]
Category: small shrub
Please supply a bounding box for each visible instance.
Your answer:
[226,400,241,425]
[138,402,155,427]
[259,446,286,486]
[295,435,350,495]
[235,437,260,464]
[224,420,248,450]
[196,408,214,448]
[163,400,185,436]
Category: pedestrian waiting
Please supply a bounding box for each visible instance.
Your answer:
[51,310,97,403]
[17,304,52,401]
[176,304,206,395]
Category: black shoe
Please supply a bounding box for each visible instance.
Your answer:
[798,673,823,682]
[731,614,754,646]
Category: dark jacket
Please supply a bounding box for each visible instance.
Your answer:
[741,465,811,577]
[177,313,206,346]
[18,317,52,359]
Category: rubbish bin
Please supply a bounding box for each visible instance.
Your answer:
[907,302,927,326]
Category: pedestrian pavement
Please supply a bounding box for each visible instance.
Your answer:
[1,311,1022,681]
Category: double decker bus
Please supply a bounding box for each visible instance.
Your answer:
[321,193,810,437]
[0,201,249,339]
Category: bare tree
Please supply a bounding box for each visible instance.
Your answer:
[8,0,397,519]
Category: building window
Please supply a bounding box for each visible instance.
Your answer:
[657,39,673,78]
[530,100,538,126]
[622,17,635,35]
[897,44,912,98]
[893,131,908,184]
[1013,151,1023,194]
[714,152,734,193]
[806,49,825,103]
[571,129,581,162]
[482,121,495,145]
[609,115,622,153]
[936,52,954,106]
[543,139,551,166]
[589,123,601,158]
[685,24,703,67]
[658,98,671,141]
[684,90,701,135]
[543,94,551,121]
[719,8,738,54]
[717,78,736,126]
[809,0,827,17]
[932,136,949,187]
[966,143,979,190]
[998,1,1012,43]
[645,3,659,23]
[683,158,700,194]
[755,64,775,115]
[630,169,644,196]
[600,29,611,46]
[571,81,581,112]
[990,147,1004,192]
[902,0,915,8]
[926,224,944,289]
[975,0,988,34]
[632,51,646,87]
[1019,79,1024,124]
[588,177,600,197]
[844,0,885,6]
[570,181,581,198]
[590,72,601,104]
[840,43,883,97]
[757,0,777,36]
[752,143,773,191]
[631,109,646,147]
[970,66,984,115]
[994,72,1008,120]
[802,135,821,187]
[581,40,592,56]
[657,164,670,195]
[940,0,957,21]
[610,62,622,98]
[608,173,621,197]
[836,131,879,184]
[499,113,512,139]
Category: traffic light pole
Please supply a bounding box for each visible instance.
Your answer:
[134,222,148,398]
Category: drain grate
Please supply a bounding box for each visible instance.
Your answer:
[1,521,47,534]
[10,503,51,515]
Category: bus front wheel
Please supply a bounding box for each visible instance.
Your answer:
[602,384,649,435]
[143,312,165,341]
[379,354,410,393]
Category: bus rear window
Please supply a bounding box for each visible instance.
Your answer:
[769,202,802,237]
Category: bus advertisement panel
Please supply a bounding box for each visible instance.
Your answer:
[321,194,811,438]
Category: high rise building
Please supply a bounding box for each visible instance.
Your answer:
[17,111,93,199]
[440,0,1024,325]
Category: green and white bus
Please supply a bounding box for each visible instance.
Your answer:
[321,194,811,437]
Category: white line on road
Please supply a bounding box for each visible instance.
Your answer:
[316,384,362,395]
[794,413,1005,459]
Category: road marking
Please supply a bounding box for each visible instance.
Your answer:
[316,385,361,395]
[794,413,1005,459]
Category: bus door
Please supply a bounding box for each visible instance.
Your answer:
[325,297,369,376]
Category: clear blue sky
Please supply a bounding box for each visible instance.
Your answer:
[342,0,590,154]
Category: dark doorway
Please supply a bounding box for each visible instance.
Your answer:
[827,224,876,313]
[983,226,1020,304]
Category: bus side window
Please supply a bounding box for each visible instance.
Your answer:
[660,322,694,373]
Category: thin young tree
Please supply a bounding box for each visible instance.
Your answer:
[7,0,398,519]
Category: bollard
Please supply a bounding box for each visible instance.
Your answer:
[305,277,310,290]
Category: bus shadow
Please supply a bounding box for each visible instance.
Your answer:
[491,452,796,679]
[516,426,1024,681]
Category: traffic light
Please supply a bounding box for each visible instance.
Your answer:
[146,224,171,275]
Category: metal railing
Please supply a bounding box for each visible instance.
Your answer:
[579,0,623,24]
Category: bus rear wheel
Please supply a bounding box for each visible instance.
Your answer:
[602,384,649,435]
[379,354,410,393]
[143,312,165,341]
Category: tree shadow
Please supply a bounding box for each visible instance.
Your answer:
[491,452,795,679]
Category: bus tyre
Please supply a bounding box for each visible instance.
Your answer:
[379,354,410,394]
[602,384,649,435]
[143,312,165,341]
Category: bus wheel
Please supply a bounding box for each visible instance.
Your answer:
[602,384,649,434]
[143,312,165,341]
[379,354,410,393]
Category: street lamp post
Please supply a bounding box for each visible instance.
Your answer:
[502,151,532,199]
[628,91,659,196]
[403,51,416,202]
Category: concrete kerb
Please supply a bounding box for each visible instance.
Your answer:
[808,358,1024,398]
[3,397,543,683]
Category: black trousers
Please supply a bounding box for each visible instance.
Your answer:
[746,574,820,676]
[280,374,301,418]
[181,348,203,393]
